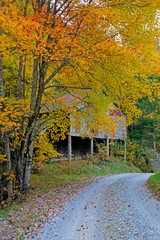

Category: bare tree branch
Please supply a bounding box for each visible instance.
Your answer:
[44,58,69,86]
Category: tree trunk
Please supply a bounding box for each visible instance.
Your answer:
[22,56,26,98]
[21,60,45,190]
[30,58,38,111]
[0,53,12,204]
[0,53,4,98]
[15,144,24,191]
[1,134,12,203]
[22,126,36,190]
[15,118,36,191]
[18,55,23,99]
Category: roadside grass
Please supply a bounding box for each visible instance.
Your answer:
[148,171,160,198]
[28,159,140,194]
[0,158,140,239]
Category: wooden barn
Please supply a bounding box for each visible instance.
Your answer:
[52,94,127,163]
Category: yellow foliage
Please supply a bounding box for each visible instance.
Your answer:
[0,154,7,163]
[0,97,30,133]
[0,0,159,127]
[0,0,160,171]
[33,132,60,168]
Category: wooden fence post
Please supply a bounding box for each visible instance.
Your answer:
[91,137,94,157]
[106,138,110,157]
[68,134,72,164]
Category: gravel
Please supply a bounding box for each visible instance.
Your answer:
[35,173,160,240]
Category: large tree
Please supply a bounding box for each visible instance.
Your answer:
[0,0,159,203]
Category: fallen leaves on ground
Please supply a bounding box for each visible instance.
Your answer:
[0,178,96,240]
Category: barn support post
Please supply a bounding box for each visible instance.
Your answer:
[68,134,72,164]
[124,139,126,162]
[106,138,110,157]
[91,137,94,157]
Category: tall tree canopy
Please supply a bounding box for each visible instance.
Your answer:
[0,0,160,203]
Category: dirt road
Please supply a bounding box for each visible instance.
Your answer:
[36,173,160,240]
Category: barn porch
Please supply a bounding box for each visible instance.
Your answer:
[53,135,126,162]
[54,136,93,161]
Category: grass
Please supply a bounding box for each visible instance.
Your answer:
[148,171,160,198]
[0,158,140,239]
[29,159,140,195]
[1,158,140,209]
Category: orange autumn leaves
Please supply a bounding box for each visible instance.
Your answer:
[0,1,159,129]
[0,0,159,152]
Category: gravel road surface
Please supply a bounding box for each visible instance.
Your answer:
[36,173,160,240]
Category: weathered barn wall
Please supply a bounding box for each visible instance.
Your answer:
[70,106,127,140]
[51,95,127,161]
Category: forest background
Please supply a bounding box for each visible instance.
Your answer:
[0,0,160,206]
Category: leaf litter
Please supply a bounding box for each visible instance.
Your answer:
[0,178,96,240]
